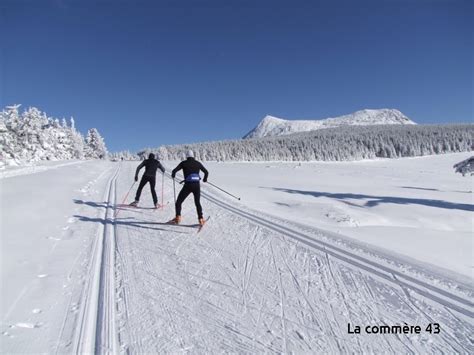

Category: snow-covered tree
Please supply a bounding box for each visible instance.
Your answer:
[0,105,22,164]
[147,124,473,162]
[0,105,108,165]
[84,128,108,159]
[453,156,474,176]
[109,150,140,161]
[69,127,85,159]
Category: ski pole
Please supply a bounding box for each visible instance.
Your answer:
[114,181,136,218]
[161,172,164,209]
[173,178,176,204]
[206,181,241,201]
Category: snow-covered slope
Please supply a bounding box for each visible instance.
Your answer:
[1,156,472,353]
[243,109,416,138]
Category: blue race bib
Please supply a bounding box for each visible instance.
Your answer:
[185,173,200,182]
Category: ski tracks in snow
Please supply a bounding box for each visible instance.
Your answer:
[72,164,120,354]
[200,191,473,352]
[69,162,472,353]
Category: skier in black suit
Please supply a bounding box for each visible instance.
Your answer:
[131,153,165,208]
[170,150,209,226]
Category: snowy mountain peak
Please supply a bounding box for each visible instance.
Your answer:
[262,115,285,123]
[257,115,289,128]
[243,109,416,139]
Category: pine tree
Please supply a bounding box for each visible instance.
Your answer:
[84,128,108,159]
[0,105,21,164]
[1,105,110,165]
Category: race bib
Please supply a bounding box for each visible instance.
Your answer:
[185,173,200,182]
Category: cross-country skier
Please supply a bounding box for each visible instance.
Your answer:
[130,153,165,208]
[170,150,209,225]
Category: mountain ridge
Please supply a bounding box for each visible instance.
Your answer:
[243,109,416,139]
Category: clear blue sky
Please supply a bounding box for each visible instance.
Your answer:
[1,0,472,152]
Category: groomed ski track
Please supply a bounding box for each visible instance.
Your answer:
[73,162,473,354]
[73,164,120,354]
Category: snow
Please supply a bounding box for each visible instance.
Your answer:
[0,154,472,353]
[0,160,116,352]
[0,160,86,179]
[243,108,416,138]
[204,153,473,279]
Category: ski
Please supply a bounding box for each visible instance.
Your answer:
[155,201,170,210]
[113,203,137,218]
[197,216,211,234]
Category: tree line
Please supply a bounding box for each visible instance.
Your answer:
[0,105,108,166]
[140,124,473,162]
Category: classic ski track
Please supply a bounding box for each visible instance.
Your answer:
[394,275,465,351]
[270,241,289,354]
[110,170,473,352]
[114,240,133,354]
[326,254,365,351]
[252,242,272,344]
[280,247,320,330]
[201,191,474,318]
[118,211,244,352]
[241,228,258,309]
[73,164,120,354]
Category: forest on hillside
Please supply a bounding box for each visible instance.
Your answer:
[140,124,473,162]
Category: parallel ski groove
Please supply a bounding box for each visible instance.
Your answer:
[73,165,120,354]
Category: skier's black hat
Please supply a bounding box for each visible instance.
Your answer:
[148,153,155,159]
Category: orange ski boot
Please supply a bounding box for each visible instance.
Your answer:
[170,215,181,224]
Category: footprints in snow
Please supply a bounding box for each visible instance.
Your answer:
[78,179,99,196]
[46,215,78,241]
[3,310,44,338]
[70,302,80,314]
[62,216,78,231]
[3,276,55,338]
[5,207,87,341]
[325,211,359,227]
[14,322,39,329]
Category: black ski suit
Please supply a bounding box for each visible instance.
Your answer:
[171,158,209,219]
[135,158,165,205]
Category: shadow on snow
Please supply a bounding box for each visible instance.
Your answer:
[73,215,184,233]
[265,187,474,212]
[73,199,109,209]
[73,199,192,233]
[400,186,472,194]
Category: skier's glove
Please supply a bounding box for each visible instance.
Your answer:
[203,178,207,183]
[134,176,138,182]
